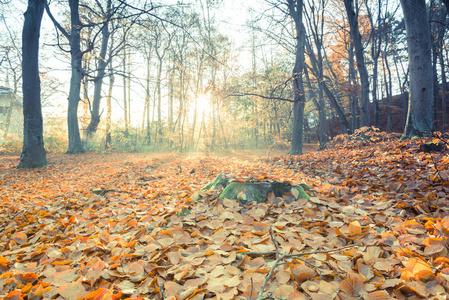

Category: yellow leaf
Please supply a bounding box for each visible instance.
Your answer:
[159,230,174,237]
[178,192,188,198]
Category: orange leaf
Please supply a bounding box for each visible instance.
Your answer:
[287,291,306,300]
[159,230,174,237]
[4,290,23,300]
[178,192,188,198]
[28,284,54,298]
[367,290,391,300]
[52,260,73,266]
[348,220,362,236]
[175,265,191,281]
[83,288,108,300]
[11,232,27,244]
[127,219,138,227]
[20,283,33,294]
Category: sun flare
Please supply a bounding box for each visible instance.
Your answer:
[195,93,211,120]
[196,94,210,118]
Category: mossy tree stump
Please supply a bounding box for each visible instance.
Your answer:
[201,174,310,204]
[201,173,229,191]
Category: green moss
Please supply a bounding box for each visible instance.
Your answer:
[218,181,309,203]
[201,173,229,190]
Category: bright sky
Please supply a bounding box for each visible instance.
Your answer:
[45,0,268,126]
[1,0,273,130]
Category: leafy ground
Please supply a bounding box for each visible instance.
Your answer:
[1,134,449,300]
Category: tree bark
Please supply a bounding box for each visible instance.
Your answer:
[365,0,382,129]
[19,0,47,168]
[322,84,351,132]
[46,0,85,153]
[432,35,439,132]
[348,41,359,131]
[105,73,114,148]
[305,39,351,135]
[86,0,112,136]
[304,1,327,148]
[400,0,434,137]
[144,49,152,144]
[288,0,306,155]
[439,44,447,132]
[123,49,128,135]
[343,0,370,127]
[382,47,393,133]
[66,0,85,153]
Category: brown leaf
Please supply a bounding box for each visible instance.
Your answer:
[57,280,87,299]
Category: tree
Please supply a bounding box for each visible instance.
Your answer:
[304,0,328,149]
[46,0,86,153]
[85,0,112,137]
[18,0,47,168]
[288,0,306,155]
[343,0,370,127]
[364,0,383,128]
[400,0,434,137]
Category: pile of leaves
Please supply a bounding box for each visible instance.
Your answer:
[0,135,448,299]
[328,127,401,149]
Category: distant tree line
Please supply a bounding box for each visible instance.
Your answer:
[0,0,446,167]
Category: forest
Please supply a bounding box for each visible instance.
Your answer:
[1,0,449,299]
[0,0,444,160]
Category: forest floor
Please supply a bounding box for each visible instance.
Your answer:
[0,133,449,300]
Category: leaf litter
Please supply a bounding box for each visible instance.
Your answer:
[0,136,448,299]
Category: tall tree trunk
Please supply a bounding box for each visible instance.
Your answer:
[45,0,85,153]
[344,0,370,127]
[318,82,327,149]
[86,0,111,136]
[304,0,328,147]
[432,35,439,131]
[156,56,163,144]
[168,56,174,149]
[382,48,393,133]
[400,0,434,137]
[288,0,306,155]
[348,41,359,131]
[372,44,381,128]
[19,0,47,168]
[365,0,382,128]
[127,48,131,132]
[144,52,151,144]
[66,0,84,153]
[209,64,217,151]
[439,45,448,131]
[123,49,128,135]
[105,73,114,148]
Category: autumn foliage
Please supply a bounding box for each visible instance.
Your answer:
[0,133,449,299]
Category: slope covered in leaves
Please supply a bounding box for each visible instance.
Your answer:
[0,136,448,300]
